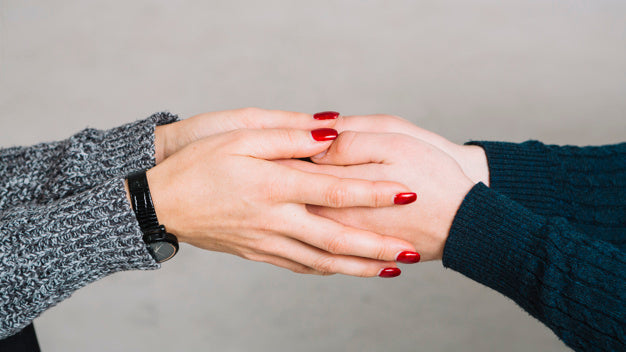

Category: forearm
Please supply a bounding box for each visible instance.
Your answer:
[443,183,625,351]
[0,178,158,339]
[0,112,178,211]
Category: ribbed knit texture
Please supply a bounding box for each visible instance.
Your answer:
[0,112,178,338]
[467,141,626,247]
[444,141,626,352]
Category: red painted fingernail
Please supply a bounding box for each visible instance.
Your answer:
[378,267,401,278]
[394,192,417,205]
[313,111,340,120]
[396,251,421,264]
[311,128,338,141]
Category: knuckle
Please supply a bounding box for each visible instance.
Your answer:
[236,107,267,128]
[311,256,337,273]
[283,129,301,146]
[370,181,388,207]
[334,131,358,155]
[264,175,287,203]
[375,237,395,260]
[324,181,350,208]
[325,233,348,254]
[265,170,300,203]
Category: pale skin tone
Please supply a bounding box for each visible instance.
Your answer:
[331,114,490,187]
[280,114,491,261]
[125,109,419,277]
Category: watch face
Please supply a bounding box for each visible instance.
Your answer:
[148,241,177,263]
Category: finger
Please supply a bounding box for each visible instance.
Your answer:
[281,209,416,262]
[311,131,408,166]
[250,253,330,275]
[259,235,399,278]
[276,159,388,183]
[335,114,452,150]
[233,108,341,130]
[334,114,411,134]
[275,159,350,178]
[280,167,413,207]
[227,128,338,160]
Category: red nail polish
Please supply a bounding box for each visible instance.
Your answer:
[396,251,421,264]
[394,192,417,205]
[378,267,401,278]
[313,111,340,120]
[311,128,338,141]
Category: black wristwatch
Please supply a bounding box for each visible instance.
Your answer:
[126,170,179,263]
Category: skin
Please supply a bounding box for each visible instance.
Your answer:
[332,114,490,187]
[279,114,491,261]
[128,109,419,277]
[153,108,341,164]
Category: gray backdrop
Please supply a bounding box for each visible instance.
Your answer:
[1,1,625,351]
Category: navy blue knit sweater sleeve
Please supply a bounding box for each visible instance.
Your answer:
[443,183,625,351]
[466,141,626,247]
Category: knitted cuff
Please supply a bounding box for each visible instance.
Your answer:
[69,111,180,178]
[465,140,559,216]
[0,112,180,209]
[0,178,158,338]
[442,183,545,301]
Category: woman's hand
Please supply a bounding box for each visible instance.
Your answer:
[144,127,420,277]
[333,114,490,186]
[154,108,340,164]
[279,132,475,261]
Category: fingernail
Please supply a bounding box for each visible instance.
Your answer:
[378,267,401,278]
[394,192,417,205]
[313,111,340,120]
[311,128,338,141]
[396,251,421,264]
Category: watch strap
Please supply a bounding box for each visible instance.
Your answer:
[126,170,161,234]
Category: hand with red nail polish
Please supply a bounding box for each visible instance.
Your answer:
[146,128,417,277]
[313,111,340,120]
[277,131,474,261]
[154,108,339,164]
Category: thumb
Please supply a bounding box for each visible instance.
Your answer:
[228,128,338,160]
[312,131,403,166]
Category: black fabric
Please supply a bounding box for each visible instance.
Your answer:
[0,324,41,352]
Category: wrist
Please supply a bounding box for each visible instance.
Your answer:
[433,176,475,261]
[154,123,180,164]
[456,145,489,186]
[154,125,168,164]
[126,169,180,263]
[144,166,188,244]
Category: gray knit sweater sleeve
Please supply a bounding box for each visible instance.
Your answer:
[0,112,179,338]
[0,112,178,210]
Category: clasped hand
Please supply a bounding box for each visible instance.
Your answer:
[147,108,486,277]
